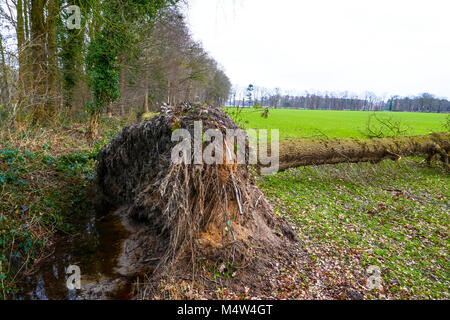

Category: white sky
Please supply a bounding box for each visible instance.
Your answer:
[186,0,450,99]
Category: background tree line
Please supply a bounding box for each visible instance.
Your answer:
[0,0,231,136]
[231,86,450,113]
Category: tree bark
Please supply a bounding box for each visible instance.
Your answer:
[0,34,9,105]
[16,0,25,78]
[274,133,450,172]
[119,68,126,115]
[24,0,30,41]
[30,0,46,122]
[46,0,60,114]
[143,67,149,113]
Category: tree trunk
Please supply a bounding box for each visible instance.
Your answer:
[143,90,149,113]
[46,0,60,115]
[16,0,26,84]
[0,34,9,105]
[143,67,149,113]
[30,0,46,122]
[88,111,101,139]
[106,104,113,118]
[24,0,30,41]
[119,68,126,115]
[15,0,29,114]
[274,133,450,172]
[167,80,170,105]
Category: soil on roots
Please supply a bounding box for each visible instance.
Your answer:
[96,105,300,299]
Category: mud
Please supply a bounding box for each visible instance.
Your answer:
[18,208,148,300]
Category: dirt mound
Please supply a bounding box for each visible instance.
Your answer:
[96,105,298,297]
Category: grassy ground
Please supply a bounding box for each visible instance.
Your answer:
[0,116,127,298]
[231,108,448,140]
[256,159,449,299]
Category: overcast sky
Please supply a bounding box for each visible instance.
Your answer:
[186,0,450,98]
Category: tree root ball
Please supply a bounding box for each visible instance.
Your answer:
[96,105,298,277]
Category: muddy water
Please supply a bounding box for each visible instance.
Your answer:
[19,210,133,300]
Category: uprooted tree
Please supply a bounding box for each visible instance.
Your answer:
[95,104,448,294]
[96,105,298,284]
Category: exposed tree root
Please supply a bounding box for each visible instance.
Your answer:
[96,105,298,288]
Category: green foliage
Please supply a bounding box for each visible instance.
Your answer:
[444,115,450,132]
[246,84,254,106]
[260,108,269,119]
[0,145,96,298]
[224,106,249,128]
[0,104,8,122]
[85,36,120,114]
[0,116,127,298]
[85,0,180,116]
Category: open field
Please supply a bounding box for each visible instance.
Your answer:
[230,109,448,140]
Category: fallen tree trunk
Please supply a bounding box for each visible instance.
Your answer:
[276,132,450,172]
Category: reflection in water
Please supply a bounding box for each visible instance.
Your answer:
[34,275,47,300]
[19,211,130,300]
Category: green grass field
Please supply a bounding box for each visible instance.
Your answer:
[230,109,448,140]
